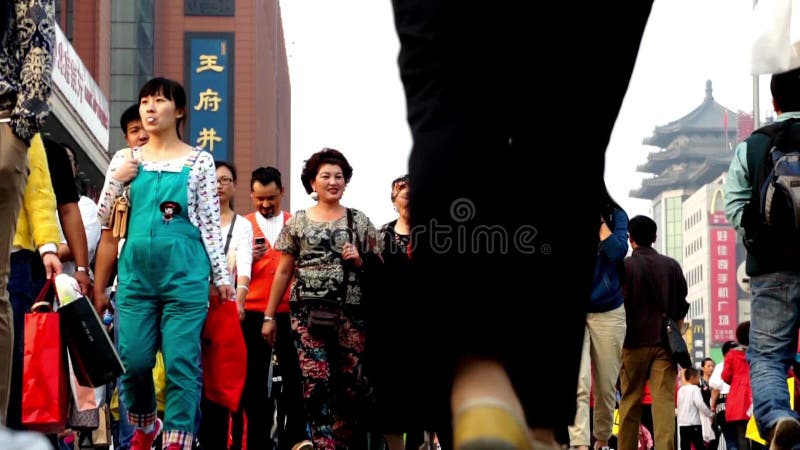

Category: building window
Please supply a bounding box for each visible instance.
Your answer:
[666,197,683,263]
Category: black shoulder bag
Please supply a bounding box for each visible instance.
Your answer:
[644,267,692,368]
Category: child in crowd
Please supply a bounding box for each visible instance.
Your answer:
[677,367,714,450]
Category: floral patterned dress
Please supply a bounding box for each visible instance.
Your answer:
[275,208,381,450]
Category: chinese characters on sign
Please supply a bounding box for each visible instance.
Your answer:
[185,0,234,16]
[709,220,738,343]
[187,34,233,161]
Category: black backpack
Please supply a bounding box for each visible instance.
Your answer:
[743,118,800,255]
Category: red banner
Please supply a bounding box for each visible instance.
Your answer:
[710,227,738,343]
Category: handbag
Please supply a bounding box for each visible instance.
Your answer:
[111,191,129,239]
[202,300,247,411]
[21,279,69,434]
[306,297,342,336]
[109,148,136,239]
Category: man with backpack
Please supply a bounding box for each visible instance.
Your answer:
[724,67,800,450]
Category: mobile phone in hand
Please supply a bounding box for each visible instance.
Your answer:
[255,237,266,245]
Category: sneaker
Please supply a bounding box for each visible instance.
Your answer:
[770,417,800,450]
[291,440,314,450]
[130,418,164,450]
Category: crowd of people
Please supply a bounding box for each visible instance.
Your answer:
[7,1,800,450]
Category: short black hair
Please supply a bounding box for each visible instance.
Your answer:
[215,160,237,182]
[138,77,187,139]
[300,148,353,194]
[628,215,657,247]
[683,367,699,381]
[721,340,738,357]
[736,321,750,346]
[120,103,141,133]
[251,166,283,191]
[771,67,800,113]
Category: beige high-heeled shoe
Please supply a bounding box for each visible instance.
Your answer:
[453,397,537,450]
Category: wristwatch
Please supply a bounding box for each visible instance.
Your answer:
[263,315,274,322]
[76,266,90,273]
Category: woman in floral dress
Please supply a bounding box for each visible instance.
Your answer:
[262,148,381,450]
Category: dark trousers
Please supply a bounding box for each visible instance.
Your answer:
[680,425,704,450]
[231,311,274,450]
[199,397,229,450]
[6,250,33,430]
[391,0,653,432]
[274,312,309,449]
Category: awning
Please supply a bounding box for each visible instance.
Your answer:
[45,24,111,176]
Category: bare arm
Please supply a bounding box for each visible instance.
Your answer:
[92,229,118,314]
[261,253,295,346]
[58,202,91,294]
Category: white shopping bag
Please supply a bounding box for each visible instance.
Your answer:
[752,0,800,74]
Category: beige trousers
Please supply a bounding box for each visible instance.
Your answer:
[0,122,29,425]
[618,346,677,450]
[569,304,627,446]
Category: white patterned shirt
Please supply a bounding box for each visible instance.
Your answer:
[97,148,229,286]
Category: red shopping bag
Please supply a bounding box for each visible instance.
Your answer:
[22,278,69,433]
[202,299,247,411]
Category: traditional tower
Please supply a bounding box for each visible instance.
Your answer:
[631,80,740,262]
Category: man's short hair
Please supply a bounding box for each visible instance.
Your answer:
[771,67,800,113]
[628,215,657,247]
[251,166,283,191]
[120,104,141,133]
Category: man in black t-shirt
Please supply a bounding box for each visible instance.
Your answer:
[29,139,92,295]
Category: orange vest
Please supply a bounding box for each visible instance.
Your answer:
[245,212,292,313]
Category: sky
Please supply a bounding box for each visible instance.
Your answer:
[281,0,770,225]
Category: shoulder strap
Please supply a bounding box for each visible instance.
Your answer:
[246,213,264,238]
[347,208,359,250]
[747,126,781,213]
[340,208,356,301]
[224,214,237,254]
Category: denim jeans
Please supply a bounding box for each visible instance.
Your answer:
[747,271,800,435]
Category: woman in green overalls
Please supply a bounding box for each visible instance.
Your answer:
[97,77,232,450]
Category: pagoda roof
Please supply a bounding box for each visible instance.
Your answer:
[630,159,729,199]
[643,80,740,149]
[637,132,737,174]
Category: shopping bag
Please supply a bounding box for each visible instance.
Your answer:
[59,295,124,386]
[202,300,247,411]
[751,0,800,74]
[21,279,69,433]
[90,405,112,446]
[67,354,101,411]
